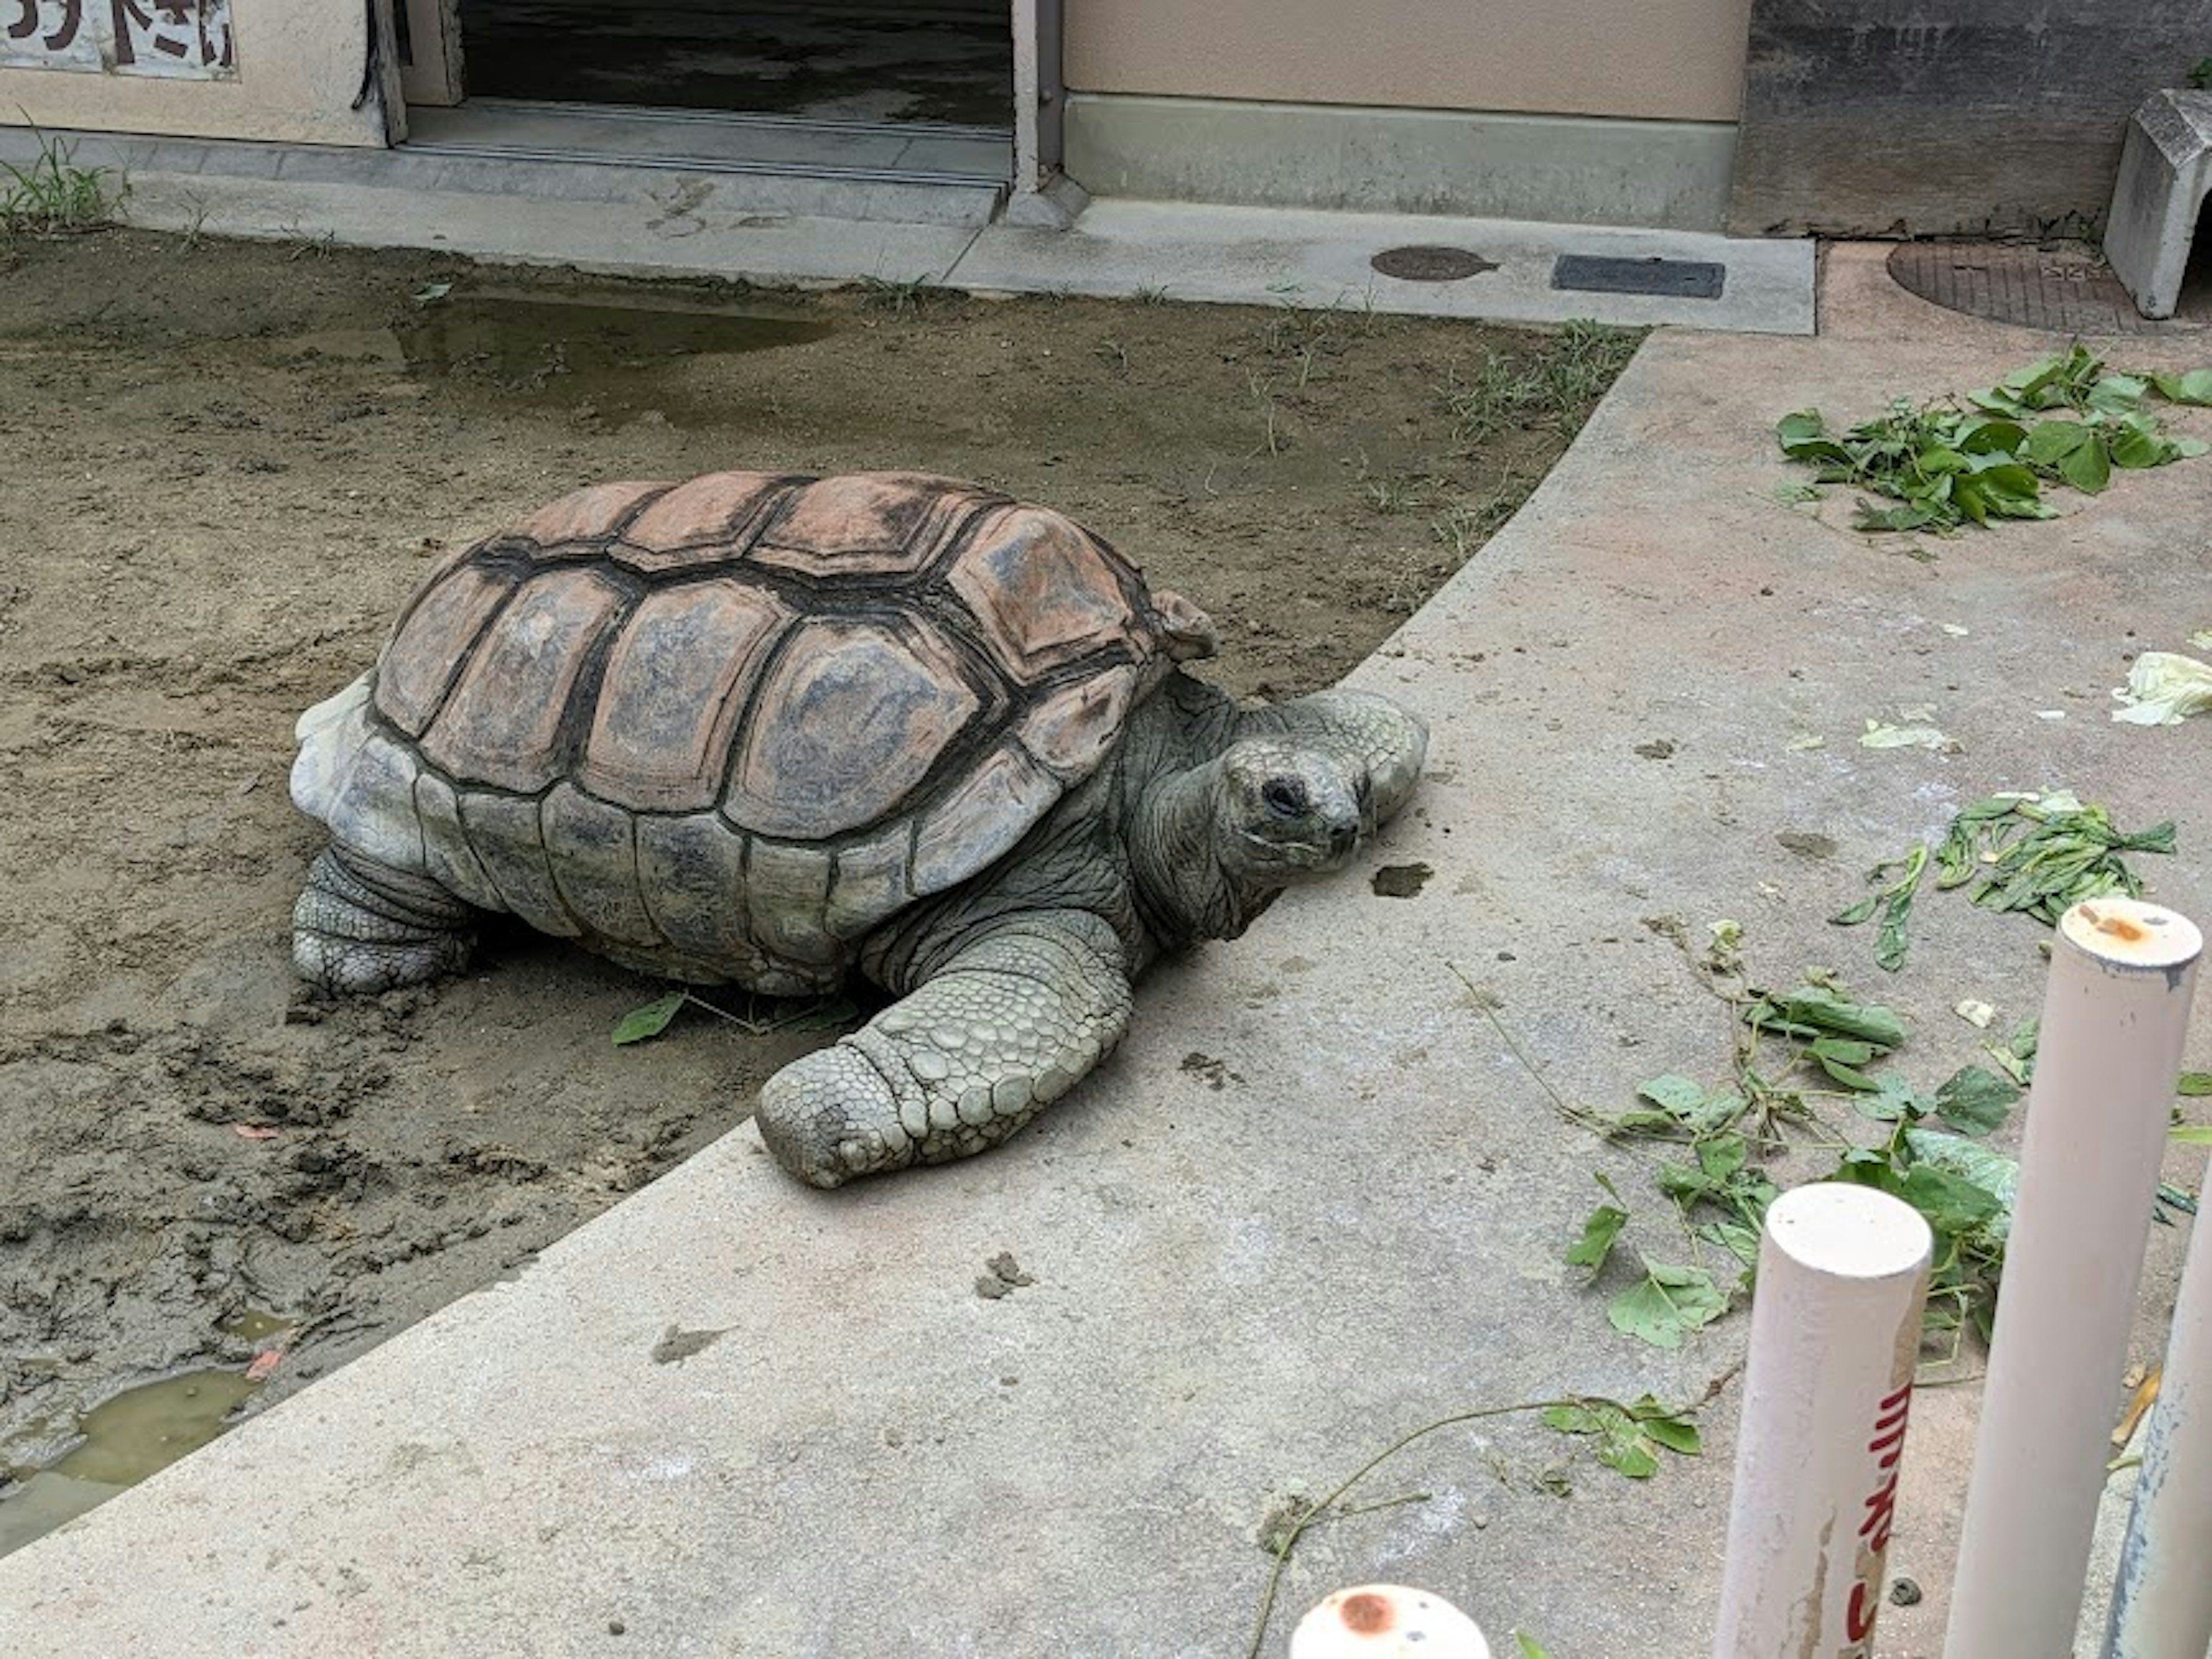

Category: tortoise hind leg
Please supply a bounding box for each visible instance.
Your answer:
[294,844,477,994]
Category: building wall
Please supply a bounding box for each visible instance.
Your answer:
[1730,0,2212,237]
[1,0,387,147]
[1063,0,1755,123]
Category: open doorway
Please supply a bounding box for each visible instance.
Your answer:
[452,0,1012,128]
[395,0,1019,200]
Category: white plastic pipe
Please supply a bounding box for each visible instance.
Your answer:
[1711,1181,1933,1657]
[2103,1132,2212,1655]
[1946,899,2203,1659]
[1288,1585,1490,1658]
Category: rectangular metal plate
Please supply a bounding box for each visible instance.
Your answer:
[1552,254,1726,299]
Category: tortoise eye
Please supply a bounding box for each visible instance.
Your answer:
[1260,778,1309,819]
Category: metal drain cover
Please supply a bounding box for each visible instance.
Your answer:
[1885,241,2207,333]
[1552,253,1725,299]
[1370,245,1498,282]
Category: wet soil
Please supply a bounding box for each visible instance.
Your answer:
[0,228,1627,1537]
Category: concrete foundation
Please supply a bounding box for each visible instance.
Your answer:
[1064,93,1740,230]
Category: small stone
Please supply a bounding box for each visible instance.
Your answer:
[1889,1578,1922,1607]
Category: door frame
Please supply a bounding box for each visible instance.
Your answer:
[387,0,1055,189]
[397,0,464,107]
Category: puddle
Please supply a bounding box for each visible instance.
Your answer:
[0,1365,264,1559]
[392,288,836,423]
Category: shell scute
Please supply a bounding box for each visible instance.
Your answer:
[911,742,1060,896]
[375,560,518,738]
[950,505,1146,679]
[454,789,581,940]
[749,471,993,578]
[581,581,790,812]
[725,616,982,840]
[513,480,667,549]
[418,566,628,794]
[612,472,797,571]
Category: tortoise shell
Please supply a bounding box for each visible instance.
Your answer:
[293,471,1213,994]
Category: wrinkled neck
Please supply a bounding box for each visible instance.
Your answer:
[1131,756,1275,945]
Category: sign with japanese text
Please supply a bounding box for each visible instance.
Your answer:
[3,1,236,79]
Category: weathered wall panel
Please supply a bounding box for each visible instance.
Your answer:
[0,0,385,147]
[1730,1,2212,238]
[1065,0,1755,123]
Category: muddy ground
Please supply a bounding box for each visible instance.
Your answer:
[0,229,1630,1508]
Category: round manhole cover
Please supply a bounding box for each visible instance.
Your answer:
[1370,245,1498,283]
[1886,241,2211,333]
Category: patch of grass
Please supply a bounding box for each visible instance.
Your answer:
[1430,474,1532,560]
[1444,319,1641,446]
[1,122,124,237]
[857,274,932,314]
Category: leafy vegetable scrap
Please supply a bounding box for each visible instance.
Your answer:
[1833,790,2176,970]
[1777,345,2212,533]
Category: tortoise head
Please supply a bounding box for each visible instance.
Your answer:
[1215,690,1427,885]
[1133,687,1428,942]
[1217,740,1371,882]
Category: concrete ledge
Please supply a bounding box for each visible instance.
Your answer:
[956,200,1816,335]
[1064,92,1739,231]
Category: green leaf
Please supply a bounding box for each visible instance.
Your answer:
[1637,1074,1709,1115]
[1514,1635,1556,1659]
[1854,499,1944,533]
[1700,1218,1763,1270]
[1769,986,1908,1048]
[1566,1199,1630,1273]
[1541,1403,1600,1434]
[2173,1126,2212,1146]
[2087,373,2150,414]
[2178,1073,2212,1097]
[1899,1131,2019,1235]
[1932,1065,2021,1136]
[2057,434,2112,493]
[2149,367,2212,405]
[2109,419,2175,469]
[1697,1134,1749,1180]
[1639,1414,1703,1456]
[1608,1260,1730,1349]
[1808,1032,1889,1089]
[1830,893,1884,926]
[2024,419,2092,463]
[611,990,688,1046]
[1595,1431,1659,1479]
[1955,415,2027,454]
[1777,409,1846,459]
[1855,1073,1929,1124]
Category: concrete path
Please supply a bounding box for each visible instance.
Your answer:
[2,247,2206,1657]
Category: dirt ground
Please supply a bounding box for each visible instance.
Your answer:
[0,229,1630,1501]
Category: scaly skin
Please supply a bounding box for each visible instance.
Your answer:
[755,911,1133,1187]
[292,846,476,994]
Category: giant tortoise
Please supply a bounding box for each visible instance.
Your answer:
[290,471,1426,1186]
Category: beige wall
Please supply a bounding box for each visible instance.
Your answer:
[1,0,385,147]
[1065,0,1753,123]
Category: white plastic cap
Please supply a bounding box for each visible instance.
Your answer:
[1287,1584,1491,1658]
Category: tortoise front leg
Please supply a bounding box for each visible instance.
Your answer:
[755,911,1133,1188]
